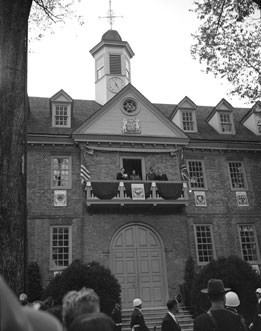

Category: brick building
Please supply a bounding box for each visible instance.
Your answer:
[27,29,261,309]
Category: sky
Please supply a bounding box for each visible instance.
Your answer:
[28,0,249,107]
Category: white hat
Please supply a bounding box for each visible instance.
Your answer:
[225,291,240,307]
[133,298,142,307]
[19,293,28,302]
[256,288,261,294]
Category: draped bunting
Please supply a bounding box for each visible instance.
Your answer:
[156,182,183,200]
[91,182,119,199]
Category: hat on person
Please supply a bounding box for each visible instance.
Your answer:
[201,279,231,294]
[133,298,142,307]
[225,291,240,307]
[19,293,28,302]
[256,288,261,294]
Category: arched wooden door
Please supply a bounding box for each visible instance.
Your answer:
[111,224,167,308]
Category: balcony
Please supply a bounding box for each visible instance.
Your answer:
[84,180,189,209]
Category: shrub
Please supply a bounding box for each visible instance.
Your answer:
[27,261,43,302]
[191,256,261,324]
[42,260,121,315]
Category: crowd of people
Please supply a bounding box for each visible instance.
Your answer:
[1,275,261,331]
[116,167,168,181]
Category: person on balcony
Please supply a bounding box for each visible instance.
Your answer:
[146,167,156,180]
[130,170,141,181]
[116,168,128,180]
[156,169,168,181]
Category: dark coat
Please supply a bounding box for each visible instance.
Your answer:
[252,301,261,331]
[193,309,247,331]
[130,308,149,331]
[161,313,181,331]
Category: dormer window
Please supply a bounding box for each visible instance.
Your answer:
[255,113,261,134]
[220,112,233,133]
[109,54,121,75]
[181,110,196,132]
[52,104,71,128]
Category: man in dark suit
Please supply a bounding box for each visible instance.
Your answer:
[116,168,128,180]
[130,298,149,331]
[161,299,181,331]
[250,288,261,330]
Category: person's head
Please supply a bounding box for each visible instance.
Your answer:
[133,298,142,309]
[62,288,100,330]
[201,279,231,305]
[132,170,136,175]
[255,288,261,300]
[68,312,115,331]
[167,299,179,314]
[19,293,28,306]
[225,291,240,308]
[121,168,125,173]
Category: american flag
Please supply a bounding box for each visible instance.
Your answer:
[179,149,190,182]
[80,164,91,183]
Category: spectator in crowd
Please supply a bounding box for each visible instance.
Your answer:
[116,168,128,180]
[161,298,181,331]
[156,169,168,181]
[0,275,62,331]
[146,167,156,180]
[62,287,100,330]
[68,312,115,331]
[130,298,149,331]
[111,302,122,331]
[19,293,29,306]
[249,288,261,330]
[225,291,247,328]
[193,279,247,331]
[130,170,141,180]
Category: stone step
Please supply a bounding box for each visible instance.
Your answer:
[121,306,194,331]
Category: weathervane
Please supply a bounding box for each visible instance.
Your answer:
[99,0,123,30]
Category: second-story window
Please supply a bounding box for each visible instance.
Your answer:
[52,104,71,128]
[194,225,215,265]
[188,160,206,189]
[51,157,71,189]
[182,111,195,132]
[220,112,233,133]
[110,54,121,75]
[228,161,247,190]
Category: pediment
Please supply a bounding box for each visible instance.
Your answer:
[50,89,73,103]
[206,98,234,123]
[73,84,188,143]
[171,96,197,118]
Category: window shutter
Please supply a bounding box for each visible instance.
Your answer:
[110,54,121,74]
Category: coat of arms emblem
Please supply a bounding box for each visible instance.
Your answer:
[122,118,141,134]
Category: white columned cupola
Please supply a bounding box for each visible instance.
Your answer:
[90,30,135,105]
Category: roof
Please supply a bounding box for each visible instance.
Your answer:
[101,29,122,41]
[27,95,261,144]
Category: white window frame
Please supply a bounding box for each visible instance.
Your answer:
[228,161,248,191]
[187,160,207,190]
[181,110,197,132]
[255,112,261,134]
[50,226,72,271]
[194,224,216,266]
[51,156,72,189]
[125,57,130,80]
[219,111,235,134]
[52,103,71,128]
[96,55,105,80]
[238,224,260,264]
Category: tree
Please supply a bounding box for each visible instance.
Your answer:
[190,0,261,103]
[191,256,261,324]
[0,0,81,294]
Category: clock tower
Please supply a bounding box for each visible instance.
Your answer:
[90,30,135,105]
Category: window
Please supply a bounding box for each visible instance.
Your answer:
[255,113,261,134]
[228,161,247,190]
[194,225,215,265]
[125,58,130,80]
[238,225,260,263]
[182,111,195,132]
[51,157,71,189]
[50,226,72,270]
[109,54,121,75]
[219,112,233,133]
[96,56,105,80]
[52,104,71,128]
[188,160,206,189]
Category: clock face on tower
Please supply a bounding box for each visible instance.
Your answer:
[107,77,124,93]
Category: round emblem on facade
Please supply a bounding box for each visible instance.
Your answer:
[122,98,139,115]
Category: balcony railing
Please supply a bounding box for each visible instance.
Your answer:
[84,180,189,207]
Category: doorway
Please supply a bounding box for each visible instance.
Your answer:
[121,158,143,180]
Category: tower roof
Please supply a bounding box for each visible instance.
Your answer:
[101,29,122,41]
